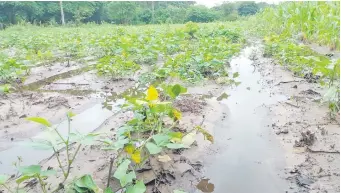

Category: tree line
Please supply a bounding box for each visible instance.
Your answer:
[0,1,271,26]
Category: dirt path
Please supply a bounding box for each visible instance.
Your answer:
[1,41,339,193]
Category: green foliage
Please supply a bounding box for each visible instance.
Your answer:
[126,180,146,193]
[253,1,340,114]
[0,58,28,83]
[102,85,213,192]
[255,1,340,50]
[237,2,259,16]
[97,55,140,78]
[0,84,11,93]
[0,1,269,25]
[185,5,217,23]
[26,117,52,127]
[73,175,101,193]
[0,112,101,192]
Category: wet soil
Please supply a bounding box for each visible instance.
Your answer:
[1,41,339,193]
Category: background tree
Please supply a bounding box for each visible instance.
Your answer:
[0,1,270,25]
[185,5,218,23]
[60,1,65,25]
[237,2,259,16]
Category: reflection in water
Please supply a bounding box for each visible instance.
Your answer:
[202,45,289,193]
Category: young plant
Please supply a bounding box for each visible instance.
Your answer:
[0,112,101,192]
[102,84,213,193]
[96,54,141,79]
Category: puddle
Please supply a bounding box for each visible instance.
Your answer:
[38,89,97,96]
[0,104,114,175]
[201,45,289,193]
[23,65,93,90]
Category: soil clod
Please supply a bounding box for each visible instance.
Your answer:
[294,130,316,147]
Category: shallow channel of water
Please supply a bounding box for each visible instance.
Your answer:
[200,45,289,193]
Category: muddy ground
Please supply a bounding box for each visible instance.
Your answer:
[0,41,339,193]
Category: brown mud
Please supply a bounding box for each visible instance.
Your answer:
[1,41,339,193]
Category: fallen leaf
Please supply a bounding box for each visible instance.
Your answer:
[196,126,214,143]
[196,178,214,193]
[158,155,172,162]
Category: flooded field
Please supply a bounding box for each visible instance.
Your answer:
[0,2,339,193]
[1,42,339,193]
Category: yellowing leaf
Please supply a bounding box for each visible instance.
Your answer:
[26,117,51,127]
[157,155,172,162]
[67,111,76,118]
[124,144,134,154]
[131,150,141,164]
[172,109,182,120]
[146,86,158,101]
[196,126,214,143]
[169,132,183,143]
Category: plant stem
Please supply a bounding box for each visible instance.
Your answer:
[106,157,114,188]
[51,183,64,193]
[2,184,14,193]
[65,118,71,175]
[139,127,155,150]
[52,147,66,176]
[63,143,82,182]
[37,175,47,193]
[106,149,125,188]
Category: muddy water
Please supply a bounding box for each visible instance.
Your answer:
[0,104,114,174]
[202,46,289,193]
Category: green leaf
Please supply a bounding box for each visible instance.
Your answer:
[114,159,131,179]
[19,165,41,176]
[120,171,136,187]
[126,180,146,193]
[26,117,51,127]
[74,175,99,192]
[74,185,88,193]
[166,143,185,149]
[171,84,182,98]
[104,187,114,193]
[146,142,162,154]
[82,133,101,145]
[23,140,54,150]
[0,84,10,93]
[0,174,9,185]
[40,169,56,177]
[69,132,101,145]
[16,175,32,184]
[67,111,76,118]
[152,134,170,146]
[113,137,129,150]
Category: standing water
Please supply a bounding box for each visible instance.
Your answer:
[202,45,289,193]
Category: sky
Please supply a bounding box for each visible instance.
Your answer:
[195,0,279,8]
